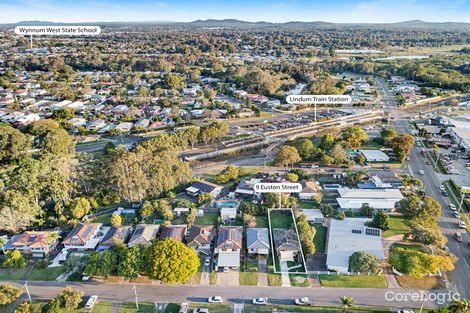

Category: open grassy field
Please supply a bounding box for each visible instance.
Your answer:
[318,274,387,288]
[382,215,409,238]
[239,271,258,286]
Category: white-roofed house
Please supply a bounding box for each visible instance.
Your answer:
[326,218,384,273]
[359,150,390,162]
[336,188,404,213]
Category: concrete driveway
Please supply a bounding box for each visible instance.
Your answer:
[216,269,239,286]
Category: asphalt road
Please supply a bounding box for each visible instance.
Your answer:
[394,118,470,299]
[2,280,444,309]
[376,77,470,298]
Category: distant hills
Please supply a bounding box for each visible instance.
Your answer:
[1,19,469,30]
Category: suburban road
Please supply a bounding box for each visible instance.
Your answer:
[376,77,470,298]
[0,280,444,309]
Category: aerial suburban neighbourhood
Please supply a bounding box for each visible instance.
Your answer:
[0,1,470,313]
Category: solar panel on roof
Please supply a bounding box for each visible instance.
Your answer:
[82,226,94,238]
[365,228,381,236]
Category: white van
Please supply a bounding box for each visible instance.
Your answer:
[85,295,98,310]
[179,302,189,313]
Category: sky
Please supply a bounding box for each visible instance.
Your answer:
[0,0,469,24]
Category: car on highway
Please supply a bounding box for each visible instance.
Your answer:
[440,185,445,191]
[419,170,425,175]
[208,296,223,303]
[426,161,431,165]
[442,191,448,197]
[204,257,210,267]
[453,212,461,218]
[449,204,457,211]
[458,221,467,229]
[295,297,314,306]
[193,309,210,313]
[455,232,463,242]
[252,298,268,305]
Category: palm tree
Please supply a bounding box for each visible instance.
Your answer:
[448,298,469,313]
[340,295,355,313]
[430,306,451,313]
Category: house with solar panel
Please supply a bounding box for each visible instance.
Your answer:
[186,180,223,198]
[127,224,160,247]
[97,226,133,251]
[326,218,384,273]
[5,231,58,257]
[214,226,243,271]
[62,222,107,251]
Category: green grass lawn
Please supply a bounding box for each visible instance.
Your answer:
[239,271,258,286]
[269,210,294,229]
[382,215,409,238]
[267,272,282,286]
[318,274,387,288]
[392,242,425,252]
[189,304,231,313]
[172,214,188,225]
[27,266,64,280]
[92,213,112,225]
[0,267,28,280]
[0,264,64,281]
[289,274,310,287]
[297,202,314,209]
[92,301,113,313]
[209,271,217,285]
[313,225,327,253]
[243,305,392,313]
[255,216,268,228]
[396,275,443,290]
[118,302,155,313]
[163,303,180,313]
[195,212,219,226]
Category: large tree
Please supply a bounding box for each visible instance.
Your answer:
[0,126,31,165]
[0,284,22,305]
[275,146,301,168]
[349,251,382,273]
[341,126,367,148]
[146,239,199,283]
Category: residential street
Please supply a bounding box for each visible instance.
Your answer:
[1,280,442,309]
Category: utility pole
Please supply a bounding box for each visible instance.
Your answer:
[24,281,32,304]
[133,284,139,309]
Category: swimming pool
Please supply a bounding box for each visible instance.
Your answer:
[214,201,238,208]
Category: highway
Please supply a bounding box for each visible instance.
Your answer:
[377,77,470,298]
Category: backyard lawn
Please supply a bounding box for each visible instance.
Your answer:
[318,274,387,288]
[255,216,268,228]
[194,212,219,226]
[269,210,294,229]
[313,225,327,253]
[382,215,409,238]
